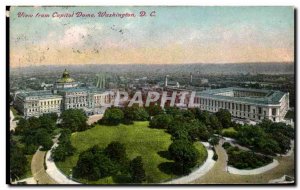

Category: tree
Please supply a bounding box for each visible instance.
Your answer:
[39,114,57,133]
[209,136,220,147]
[145,104,164,116]
[35,128,53,150]
[149,114,173,129]
[168,140,199,174]
[209,114,222,132]
[14,118,29,135]
[130,156,146,183]
[164,107,181,117]
[61,109,88,132]
[123,105,149,122]
[73,146,118,180]
[104,141,127,163]
[197,110,211,126]
[171,128,190,141]
[181,109,195,120]
[52,129,75,161]
[28,117,41,129]
[101,107,124,125]
[187,121,210,142]
[133,106,149,121]
[216,109,232,128]
[10,140,28,180]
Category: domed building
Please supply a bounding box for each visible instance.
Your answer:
[54,69,78,89]
[15,69,112,118]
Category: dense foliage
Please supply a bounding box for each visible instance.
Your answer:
[61,109,88,131]
[10,136,29,181]
[149,114,173,129]
[100,107,125,125]
[236,119,294,155]
[168,140,199,174]
[15,113,58,152]
[52,129,75,162]
[73,142,146,183]
[123,105,149,122]
[129,156,146,183]
[223,144,273,169]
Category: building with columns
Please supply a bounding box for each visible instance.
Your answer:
[14,69,111,118]
[194,87,289,122]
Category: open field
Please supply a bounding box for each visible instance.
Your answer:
[56,121,207,184]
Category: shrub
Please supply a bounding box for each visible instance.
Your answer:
[222,142,231,149]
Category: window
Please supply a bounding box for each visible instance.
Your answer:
[258,107,262,114]
[272,108,276,115]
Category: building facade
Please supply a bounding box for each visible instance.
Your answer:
[194,87,289,122]
[14,69,111,118]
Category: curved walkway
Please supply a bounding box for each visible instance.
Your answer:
[45,135,80,184]
[191,139,294,184]
[164,142,216,184]
[31,149,57,184]
[228,159,279,175]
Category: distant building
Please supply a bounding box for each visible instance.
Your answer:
[194,87,289,122]
[163,75,180,88]
[14,69,111,118]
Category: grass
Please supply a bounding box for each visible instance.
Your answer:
[56,121,207,184]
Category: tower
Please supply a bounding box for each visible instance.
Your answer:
[96,73,106,89]
[190,72,193,84]
[164,75,169,87]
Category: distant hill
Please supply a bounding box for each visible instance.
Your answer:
[10,62,294,76]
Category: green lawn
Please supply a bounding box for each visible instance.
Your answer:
[56,121,207,184]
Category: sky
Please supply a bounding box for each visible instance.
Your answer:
[9,6,294,68]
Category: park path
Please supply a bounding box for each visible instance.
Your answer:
[45,134,80,184]
[190,140,294,184]
[31,150,57,184]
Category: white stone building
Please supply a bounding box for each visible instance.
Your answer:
[194,87,289,122]
[14,69,111,118]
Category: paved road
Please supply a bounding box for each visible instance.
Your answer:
[191,140,294,184]
[86,114,103,125]
[31,150,57,184]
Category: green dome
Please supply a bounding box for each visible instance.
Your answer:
[57,69,75,83]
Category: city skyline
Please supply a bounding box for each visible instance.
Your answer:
[10,6,294,67]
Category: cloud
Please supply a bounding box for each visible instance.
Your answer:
[59,25,88,46]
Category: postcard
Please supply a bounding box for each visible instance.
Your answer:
[8,6,295,185]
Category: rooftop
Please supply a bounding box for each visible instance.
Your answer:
[56,69,75,83]
[17,90,62,100]
[197,87,287,105]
